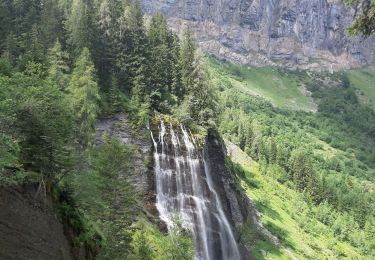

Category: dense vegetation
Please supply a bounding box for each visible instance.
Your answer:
[344,0,375,36]
[0,0,374,259]
[210,56,375,258]
[0,0,215,258]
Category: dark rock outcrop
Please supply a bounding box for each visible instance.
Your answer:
[95,114,152,195]
[141,0,375,71]
[204,130,254,259]
[0,185,72,260]
[95,114,159,224]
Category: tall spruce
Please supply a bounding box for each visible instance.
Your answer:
[96,0,121,86]
[187,52,218,126]
[147,13,171,110]
[115,0,148,94]
[47,40,70,90]
[180,26,196,96]
[66,0,97,55]
[68,47,100,147]
[169,33,183,101]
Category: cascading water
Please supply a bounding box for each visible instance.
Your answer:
[151,120,241,260]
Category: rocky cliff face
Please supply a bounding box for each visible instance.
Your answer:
[141,0,374,71]
[205,131,281,257]
[0,185,72,260]
[95,114,160,224]
[94,115,274,258]
[203,130,253,259]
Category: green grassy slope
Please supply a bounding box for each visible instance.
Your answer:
[226,141,364,259]
[346,65,375,109]
[207,56,318,112]
[208,56,375,112]
[211,56,375,259]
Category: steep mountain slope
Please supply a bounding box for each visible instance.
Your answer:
[215,54,375,258]
[207,55,318,112]
[225,140,366,259]
[207,55,375,112]
[346,65,375,109]
[141,0,375,71]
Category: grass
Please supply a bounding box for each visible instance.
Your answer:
[226,140,363,259]
[207,56,318,112]
[345,65,375,109]
[208,56,375,112]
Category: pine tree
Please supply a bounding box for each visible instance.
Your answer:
[108,74,122,113]
[147,13,171,109]
[186,52,218,126]
[289,149,317,193]
[115,0,148,94]
[18,24,46,70]
[132,63,148,105]
[66,0,97,55]
[47,40,70,90]
[180,26,196,96]
[39,0,64,47]
[68,47,100,147]
[95,0,121,86]
[169,33,183,100]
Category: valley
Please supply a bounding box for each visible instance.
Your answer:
[0,0,374,259]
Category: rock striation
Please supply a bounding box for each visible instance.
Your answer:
[141,0,375,71]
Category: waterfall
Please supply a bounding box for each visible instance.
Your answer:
[151,120,241,260]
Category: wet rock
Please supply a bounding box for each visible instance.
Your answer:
[204,129,253,258]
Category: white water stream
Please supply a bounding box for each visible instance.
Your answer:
[151,120,241,260]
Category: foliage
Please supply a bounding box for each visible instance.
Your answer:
[228,148,374,258]
[214,57,375,257]
[47,40,70,90]
[344,0,375,36]
[68,135,136,258]
[131,219,194,260]
[68,47,100,148]
[0,71,74,180]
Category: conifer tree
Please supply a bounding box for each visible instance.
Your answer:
[39,0,64,47]
[180,26,196,96]
[147,13,171,109]
[169,33,183,100]
[18,24,46,70]
[68,47,100,147]
[186,52,218,126]
[47,40,70,90]
[96,0,120,86]
[115,0,148,93]
[108,74,122,113]
[66,0,97,55]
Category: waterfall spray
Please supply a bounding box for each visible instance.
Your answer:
[151,120,241,260]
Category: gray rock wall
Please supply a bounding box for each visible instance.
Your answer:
[142,0,375,71]
[0,185,72,260]
[95,114,160,225]
[203,130,253,259]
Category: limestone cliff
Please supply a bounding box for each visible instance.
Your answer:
[141,0,375,71]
